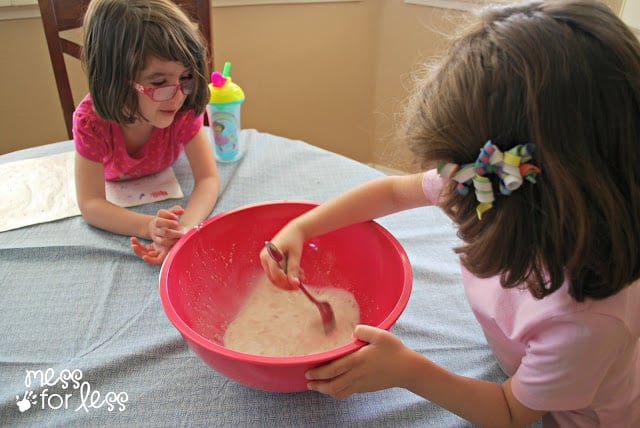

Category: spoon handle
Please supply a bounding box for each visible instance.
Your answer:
[265,241,288,272]
[265,242,336,334]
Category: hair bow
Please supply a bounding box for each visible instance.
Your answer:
[437,140,541,220]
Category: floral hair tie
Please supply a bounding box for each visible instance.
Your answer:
[437,140,541,220]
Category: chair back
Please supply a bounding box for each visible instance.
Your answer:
[38,0,213,139]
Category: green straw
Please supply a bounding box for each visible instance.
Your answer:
[222,62,231,78]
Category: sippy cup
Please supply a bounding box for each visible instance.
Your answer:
[207,62,246,162]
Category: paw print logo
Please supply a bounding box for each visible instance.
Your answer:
[16,391,37,413]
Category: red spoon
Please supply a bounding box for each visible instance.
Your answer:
[265,241,336,334]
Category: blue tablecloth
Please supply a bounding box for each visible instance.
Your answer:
[0,129,511,427]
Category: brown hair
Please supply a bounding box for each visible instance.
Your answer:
[405,0,640,301]
[81,0,210,124]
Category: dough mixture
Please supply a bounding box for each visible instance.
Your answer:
[224,276,360,356]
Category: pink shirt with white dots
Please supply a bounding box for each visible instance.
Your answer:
[72,93,203,182]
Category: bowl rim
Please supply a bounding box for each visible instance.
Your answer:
[159,200,413,365]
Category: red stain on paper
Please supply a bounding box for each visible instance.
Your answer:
[151,190,168,198]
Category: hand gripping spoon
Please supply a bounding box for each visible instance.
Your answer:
[265,241,336,334]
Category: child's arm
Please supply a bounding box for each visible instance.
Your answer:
[130,128,219,264]
[261,173,430,289]
[177,127,220,230]
[75,153,180,241]
[306,325,546,427]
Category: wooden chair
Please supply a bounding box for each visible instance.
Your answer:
[38,0,213,139]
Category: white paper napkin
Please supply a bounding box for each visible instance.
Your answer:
[0,151,183,232]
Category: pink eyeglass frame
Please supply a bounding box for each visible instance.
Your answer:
[131,78,194,101]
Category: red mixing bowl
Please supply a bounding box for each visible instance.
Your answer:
[159,201,412,392]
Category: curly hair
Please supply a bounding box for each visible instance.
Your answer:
[405,0,640,301]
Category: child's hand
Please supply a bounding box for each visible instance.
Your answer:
[259,231,306,290]
[131,205,187,265]
[305,325,412,399]
[148,205,186,249]
[130,237,169,265]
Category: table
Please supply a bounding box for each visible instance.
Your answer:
[0,129,508,427]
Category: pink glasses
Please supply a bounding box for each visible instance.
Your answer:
[132,78,194,101]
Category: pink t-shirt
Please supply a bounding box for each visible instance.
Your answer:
[72,93,203,181]
[421,169,640,426]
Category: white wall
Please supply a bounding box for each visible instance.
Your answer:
[621,0,640,31]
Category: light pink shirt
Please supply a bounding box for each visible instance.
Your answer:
[72,93,203,181]
[422,169,640,426]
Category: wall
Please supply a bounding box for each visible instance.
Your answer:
[0,18,86,155]
[372,2,463,171]
[212,1,379,163]
[621,0,640,32]
[371,0,622,172]
[0,0,379,163]
[0,0,624,172]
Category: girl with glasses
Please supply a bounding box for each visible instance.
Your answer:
[260,0,640,425]
[73,0,219,265]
